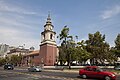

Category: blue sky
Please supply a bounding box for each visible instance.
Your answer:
[0,0,120,50]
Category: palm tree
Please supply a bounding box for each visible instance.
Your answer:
[58,26,73,69]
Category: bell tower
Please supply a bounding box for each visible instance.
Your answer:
[40,14,57,66]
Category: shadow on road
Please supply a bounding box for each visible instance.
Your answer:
[76,76,99,80]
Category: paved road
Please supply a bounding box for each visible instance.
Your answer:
[0,67,120,80]
[0,69,55,80]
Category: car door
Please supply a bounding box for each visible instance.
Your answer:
[91,68,103,79]
[85,67,94,78]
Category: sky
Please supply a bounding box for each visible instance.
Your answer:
[0,0,120,50]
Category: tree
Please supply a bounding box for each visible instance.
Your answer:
[114,34,120,57]
[17,54,22,66]
[11,55,18,66]
[58,46,67,65]
[5,56,10,63]
[57,26,75,69]
[85,31,112,65]
[57,26,69,65]
[75,40,91,65]
[66,37,76,69]
[58,26,92,67]
[10,54,22,66]
[0,58,6,66]
[115,34,120,50]
[110,34,120,64]
[58,25,69,41]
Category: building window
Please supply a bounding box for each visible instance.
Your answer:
[44,34,45,39]
[50,34,53,39]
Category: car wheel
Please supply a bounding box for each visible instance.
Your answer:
[82,74,87,79]
[105,76,111,80]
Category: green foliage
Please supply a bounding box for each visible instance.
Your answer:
[11,55,18,65]
[57,26,75,66]
[59,26,69,41]
[85,31,115,64]
[5,56,10,63]
[75,40,91,63]
[113,34,120,57]
[58,27,119,66]
[10,54,22,66]
[58,26,90,66]
[0,58,6,66]
[115,34,120,50]
[58,46,67,65]
[0,54,23,66]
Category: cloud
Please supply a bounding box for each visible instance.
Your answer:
[0,0,46,17]
[0,13,41,50]
[0,0,50,50]
[0,27,40,50]
[0,15,41,32]
[0,0,43,50]
[0,0,46,30]
[101,5,120,19]
[0,1,38,15]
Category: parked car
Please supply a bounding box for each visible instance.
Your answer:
[114,65,120,70]
[4,64,14,70]
[28,66,42,72]
[79,66,116,80]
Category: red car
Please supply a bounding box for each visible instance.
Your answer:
[79,66,116,80]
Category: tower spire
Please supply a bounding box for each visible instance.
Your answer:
[44,12,54,31]
[48,11,50,18]
[47,11,51,23]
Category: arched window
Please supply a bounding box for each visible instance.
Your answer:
[50,34,53,39]
[44,34,45,39]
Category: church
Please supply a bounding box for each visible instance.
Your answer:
[23,14,58,66]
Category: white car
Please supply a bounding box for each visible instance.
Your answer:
[28,66,42,72]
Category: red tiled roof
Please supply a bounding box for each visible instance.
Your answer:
[26,50,39,56]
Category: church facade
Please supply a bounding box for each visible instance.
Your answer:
[23,14,58,66]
